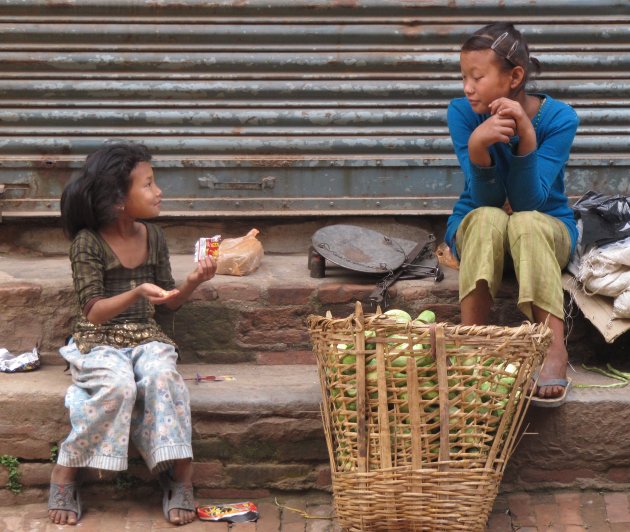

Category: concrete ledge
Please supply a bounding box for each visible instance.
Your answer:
[3,363,630,503]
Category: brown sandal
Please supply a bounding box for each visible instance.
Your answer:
[159,472,196,524]
[48,482,82,523]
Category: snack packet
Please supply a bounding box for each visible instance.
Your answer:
[197,501,259,523]
[0,348,40,373]
[194,235,221,262]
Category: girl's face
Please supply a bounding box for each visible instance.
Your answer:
[460,49,518,114]
[123,161,162,219]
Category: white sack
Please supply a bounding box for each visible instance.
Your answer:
[613,290,630,319]
[577,236,630,298]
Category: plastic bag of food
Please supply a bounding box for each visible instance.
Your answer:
[216,228,264,276]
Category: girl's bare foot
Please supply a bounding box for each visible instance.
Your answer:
[48,465,80,525]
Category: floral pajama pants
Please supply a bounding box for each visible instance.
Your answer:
[56,340,192,473]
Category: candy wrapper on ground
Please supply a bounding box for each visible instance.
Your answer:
[197,501,259,523]
[0,348,40,373]
[216,228,264,276]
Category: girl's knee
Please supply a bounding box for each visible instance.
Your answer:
[509,210,544,225]
[462,207,509,238]
[458,206,509,257]
[466,206,508,226]
[507,211,553,242]
[139,366,186,395]
[134,348,180,390]
[102,373,137,405]
[146,365,179,382]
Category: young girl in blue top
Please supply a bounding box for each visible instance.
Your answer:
[445,23,579,406]
[48,142,216,526]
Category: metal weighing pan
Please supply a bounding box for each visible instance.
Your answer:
[310,224,421,275]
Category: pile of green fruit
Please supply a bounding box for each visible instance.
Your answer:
[326,308,521,468]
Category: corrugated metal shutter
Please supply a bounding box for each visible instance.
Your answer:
[0,0,628,219]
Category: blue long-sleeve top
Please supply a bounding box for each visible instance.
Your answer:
[444,94,579,258]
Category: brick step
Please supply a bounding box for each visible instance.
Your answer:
[0,252,461,366]
[0,252,615,366]
[2,362,630,506]
[0,363,326,505]
[3,250,630,503]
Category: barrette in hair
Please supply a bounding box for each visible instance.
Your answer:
[490,31,519,61]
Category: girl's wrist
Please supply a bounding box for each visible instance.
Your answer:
[134,284,145,299]
[468,139,492,167]
[516,125,536,155]
[184,275,203,289]
[517,120,534,138]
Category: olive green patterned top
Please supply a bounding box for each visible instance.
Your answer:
[69,223,177,354]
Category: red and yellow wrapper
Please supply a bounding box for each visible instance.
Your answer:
[197,501,259,523]
[194,235,221,261]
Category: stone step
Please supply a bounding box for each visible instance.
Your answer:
[0,363,326,505]
[0,252,617,366]
[0,252,460,366]
[2,249,630,503]
[2,362,630,506]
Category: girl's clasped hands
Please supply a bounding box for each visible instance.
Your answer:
[472,97,537,156]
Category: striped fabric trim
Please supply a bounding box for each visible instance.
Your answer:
[148,444,193,473]
[57,450,127,472]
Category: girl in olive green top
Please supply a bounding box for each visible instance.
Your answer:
[49,142,216,527]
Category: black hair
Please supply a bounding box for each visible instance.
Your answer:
[461,22,541,94]
[60,141,152,239]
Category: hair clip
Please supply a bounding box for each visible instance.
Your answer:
[491,31,519,61]
[506,40,519,61]
[490,32,509,51]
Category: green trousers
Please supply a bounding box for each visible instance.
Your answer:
[455,207,571,321]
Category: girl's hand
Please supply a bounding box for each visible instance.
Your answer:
[468,113,516,166]
[475,113,517,146]
[489,97,537,155]
[489,97,530,136]
[139,283,181,304]
[186,256,217,285]
[160,256,217,311]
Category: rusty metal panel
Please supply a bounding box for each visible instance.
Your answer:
[0,0,629,218]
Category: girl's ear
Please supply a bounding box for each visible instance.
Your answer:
[510,66,525,90]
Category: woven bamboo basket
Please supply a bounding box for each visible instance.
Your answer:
[307,302,552,531]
